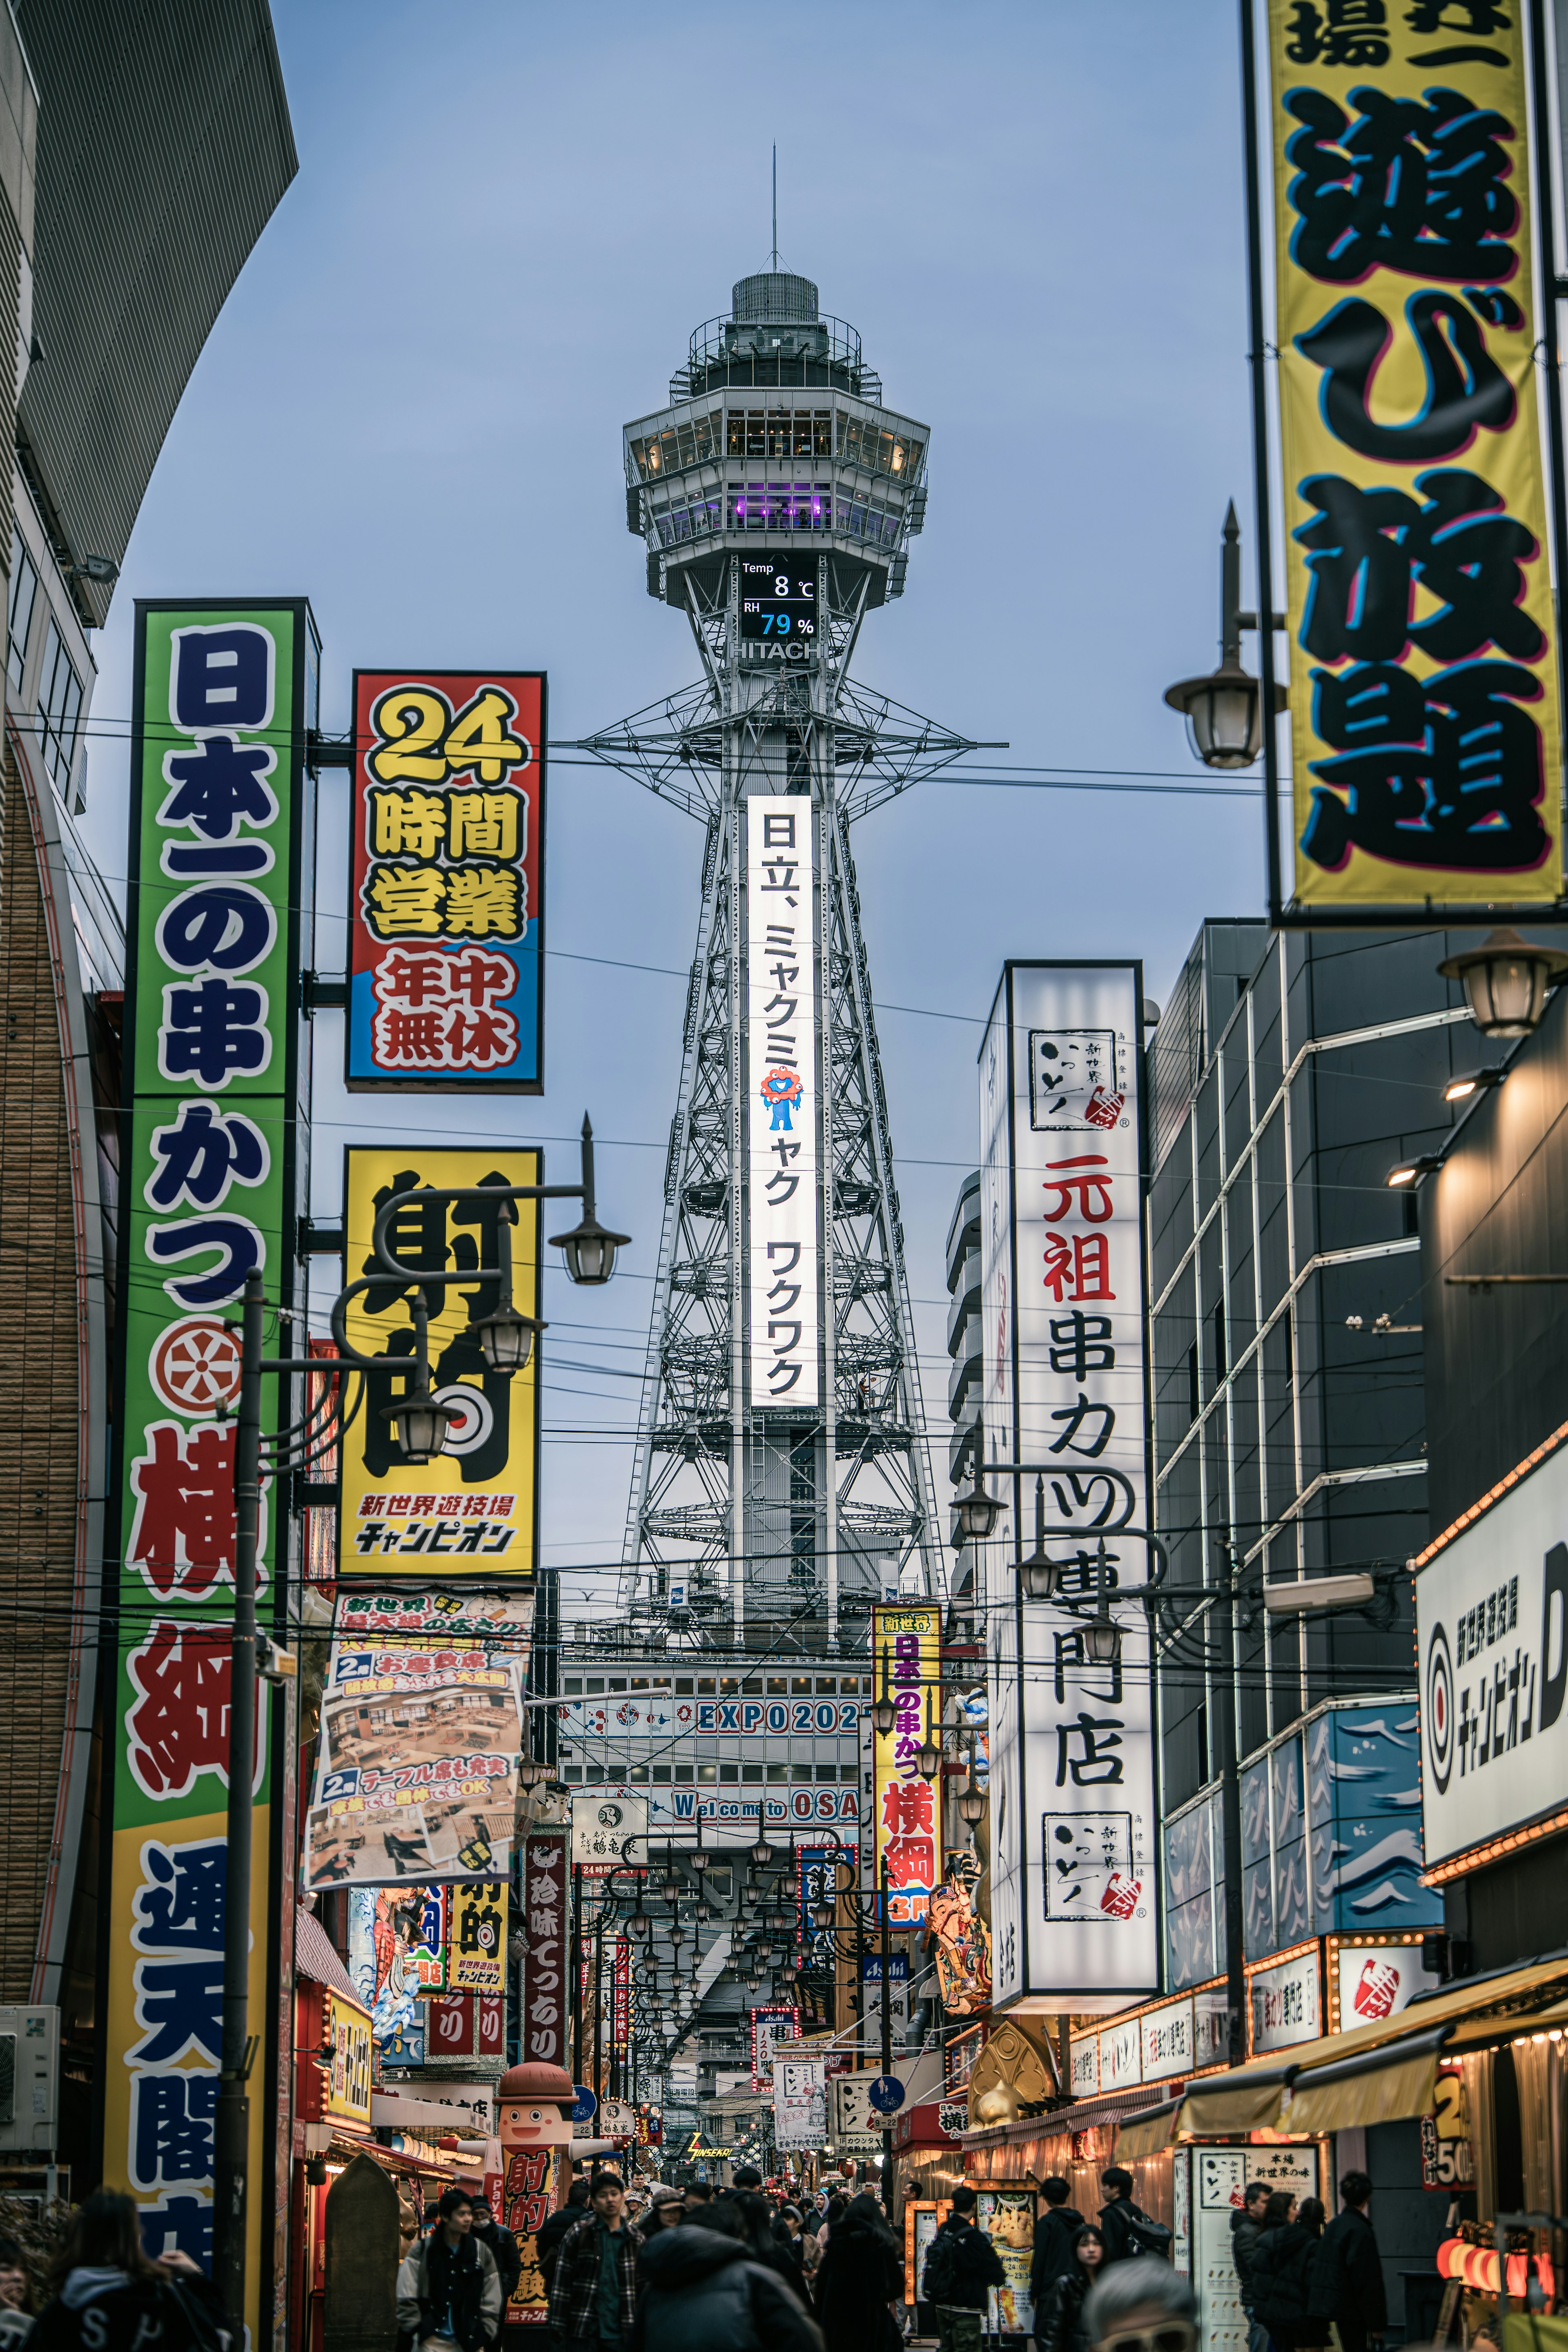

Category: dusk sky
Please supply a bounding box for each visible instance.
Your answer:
[84,0,1267,1614]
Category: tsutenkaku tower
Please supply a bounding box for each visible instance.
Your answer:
[583,270,971,1644]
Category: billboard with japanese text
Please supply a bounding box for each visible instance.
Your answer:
[305,1633,528,1890]
[872,1604,943,1929]
[521,1831,568,2070]
[1263,3,1563,905]
[979,963,1157,2010]
[339,1147,540,1579]
[746,794,818,1407]
[105,601,316,2318]
[347,670,545,1088]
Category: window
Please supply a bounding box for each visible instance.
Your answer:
[7,531,37,692]
[37,623,82,794]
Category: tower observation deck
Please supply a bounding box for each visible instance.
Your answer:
[578,269,976,1650]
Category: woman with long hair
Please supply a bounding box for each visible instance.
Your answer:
[1041,2225,1106,2352]
[26,2192,220,2352]
[812,2193,902,2352]
[1252,2192,1330,2352]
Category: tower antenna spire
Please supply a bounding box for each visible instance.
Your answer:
[771,144,778,268]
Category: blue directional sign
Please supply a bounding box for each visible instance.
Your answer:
[867,2074,905,2115]
[572,2085,598,2123]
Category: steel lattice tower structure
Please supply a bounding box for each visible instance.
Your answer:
[581,270,972,1645]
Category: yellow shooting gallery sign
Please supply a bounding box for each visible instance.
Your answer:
[340,1147,539,1579]
[1266,0,1563,904]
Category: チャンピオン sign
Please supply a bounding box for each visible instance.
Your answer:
[1265,2,1564,905]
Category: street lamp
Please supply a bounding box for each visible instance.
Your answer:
[1163,502,1283,770]
[950,1467,1002,1548]
[210,1124,630,2333]
[1385,1154,1443,1189]
[1018,1473,1060,1601]
[958,1752,986,1830]
[548,1115,631,1284]
[871,1647,897,1738]
[915,1690,942,1783]
[1438,929,1568,1038]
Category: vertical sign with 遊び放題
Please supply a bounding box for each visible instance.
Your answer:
[1263,4,1564,905]
[746,793,818,1407]
[979,963,1157,2009]
[872,1604,943,1929]
[107,602,316,2313]
[347,670,546,1089]
[338,1147,540,1577]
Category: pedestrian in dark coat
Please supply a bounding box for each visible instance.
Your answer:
[1040,2228,1106,2352]
[632,2223,824,2352]
[712,2196,811,2309]
[1231,2182,1273,2352]
[1251,2199,1328,2352]
[812,2194,902,2352]
[539,2182,593,2290]
[920,2188,1005,2352]
[1308,2175,1385,2352]
[473,2198,524,2306]
[26,2191,223,2352]
[1031,2180,1086,2311]
[1096,2170,1168,2267]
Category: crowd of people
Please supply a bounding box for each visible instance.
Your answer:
[0,2158,1391,2352]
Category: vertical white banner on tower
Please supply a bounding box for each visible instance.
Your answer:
[979,963,1157,2010]
[746,795,818,1408]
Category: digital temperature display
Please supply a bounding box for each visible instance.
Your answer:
[739,557,817,643]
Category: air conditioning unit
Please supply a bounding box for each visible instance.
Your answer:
[0,2007,59,2151]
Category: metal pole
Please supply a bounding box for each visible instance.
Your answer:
[1216,1559,1247,2068]
[571,1864,583,2087]
[1238,0,1284,923]
[879,1859,892,2195]
[213,1269,263,2335]
[593,1915,604,2102]
[1527,0,1568,743]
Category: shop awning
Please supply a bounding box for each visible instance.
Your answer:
[1116,2096,1183,2160]
[1285,2025,1453,2135]
[1173,1953,1568,2138]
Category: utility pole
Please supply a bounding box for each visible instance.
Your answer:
[212,1271,263,2338]
[1215,1544,1246,2068]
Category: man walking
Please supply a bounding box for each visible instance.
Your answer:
[397,2188,504,2352]
[920,2184,1006,2352]
[472,2198,523,2310]
[1309,2172,1386,2352]
[1231,2180,1272,2352]
[1096,2170,1169,2267]
[1031,2178,1085,2312]
[549,2171,640,2352]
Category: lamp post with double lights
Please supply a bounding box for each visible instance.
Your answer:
[210,1120,628,2339]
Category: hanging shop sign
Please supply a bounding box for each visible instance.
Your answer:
[335,1590,534,1642]
[425,1992,506,2061]
[339,1147,540,1580]
[106,598,317,2287]
[979,963,1156,2010]
[1330,1935,1438,2033]
[750,2004,800,2090]
[448,1881,510,1994]
[347,669,545,1089]
[774,2056,828,2151]
[522,1831,568,2071]
[557,1692,862,1739]
[1248,1940,1323,2056]
[1414,1435,1568,1873]
[1260,4,1563,908]
[745,794,818,1408]
[872,1603,943,1929]
[304,1635,528,1890]
[570,1793,648,1867]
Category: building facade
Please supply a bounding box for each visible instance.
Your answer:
[0,0,296,2192]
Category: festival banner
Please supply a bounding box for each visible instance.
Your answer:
[871,1603,943,1929]
[304,1635,528,1889]
[347,669,546,1089]
[105,600,316,2323]
[1263,2,1564,904]
[338,1147,541,1581]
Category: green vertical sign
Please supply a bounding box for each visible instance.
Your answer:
[104,602,315,2324]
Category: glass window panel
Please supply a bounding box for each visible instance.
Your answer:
[746,412,765,457]
[727,413,746,458]
[813,412,832,457]
[676,424,696,468]
[8,535,36,693]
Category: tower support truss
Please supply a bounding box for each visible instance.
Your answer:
[579,557,970,1645]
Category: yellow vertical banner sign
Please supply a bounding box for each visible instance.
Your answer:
[338,1147,540,1577]
[871,1604,943,1929]
[1265,2,1564,905]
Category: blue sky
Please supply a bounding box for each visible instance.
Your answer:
[85,0,1266,1612]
